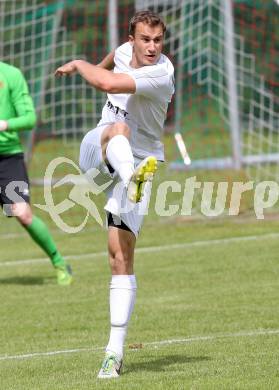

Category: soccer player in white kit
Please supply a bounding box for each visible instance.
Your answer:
[55,10,174,378]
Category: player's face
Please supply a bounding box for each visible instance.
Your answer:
[129,22,164,68]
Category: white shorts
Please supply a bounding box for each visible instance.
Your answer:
[79,124,152,237]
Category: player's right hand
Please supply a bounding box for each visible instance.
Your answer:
[55,61,77,77]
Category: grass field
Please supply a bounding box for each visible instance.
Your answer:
[1,186,279,388]
[1,135,279,389]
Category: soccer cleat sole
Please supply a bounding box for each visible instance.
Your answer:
[128,156,157,203]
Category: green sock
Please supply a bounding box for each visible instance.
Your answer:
[24,215,65,268]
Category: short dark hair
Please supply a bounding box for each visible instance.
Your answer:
[129,10,166,37]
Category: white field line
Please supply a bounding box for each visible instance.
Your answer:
[1,231,279,268]
[0,226,98,240]
[0,329,278,362]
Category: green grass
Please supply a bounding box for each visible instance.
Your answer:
[1,214,279,389]
[1,135,279,388]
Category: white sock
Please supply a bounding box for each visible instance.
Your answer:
[106,275,137,359]
[106,135,134,187]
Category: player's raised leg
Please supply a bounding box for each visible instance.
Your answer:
[101,122,134,187]
[101,122,157,202]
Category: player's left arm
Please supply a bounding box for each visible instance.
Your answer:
[0,68,36,132]
[55,59,136,94]
[97,51,115,70]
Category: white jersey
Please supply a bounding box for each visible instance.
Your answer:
[98,42,175,161]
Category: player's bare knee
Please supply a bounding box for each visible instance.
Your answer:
[13,203,33,225]
[17,213,33,226]
[101,122,131,160]
[110,122,131,139]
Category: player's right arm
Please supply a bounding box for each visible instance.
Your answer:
[55,59,136,94]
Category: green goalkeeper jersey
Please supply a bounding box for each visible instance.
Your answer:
[0,61,36,155]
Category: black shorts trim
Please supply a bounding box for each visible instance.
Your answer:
[107,212,132,233]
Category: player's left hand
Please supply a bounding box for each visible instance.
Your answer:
[55,61,77,77]
[0,120,8,131]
